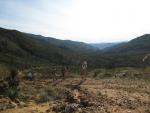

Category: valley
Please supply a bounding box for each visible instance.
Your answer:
[0,28,150,113]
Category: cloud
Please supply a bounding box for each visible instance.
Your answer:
[0,0,150,42]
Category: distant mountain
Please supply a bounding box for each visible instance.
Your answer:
[90,42,122,49]
[0,27,150,69]
[93,34,150,68]
[104,34,150,53]
[0,27,96,68]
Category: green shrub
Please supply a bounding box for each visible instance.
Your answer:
[7,87,19,100]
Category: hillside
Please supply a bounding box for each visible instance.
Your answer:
[90,42,121,49]
[93,34,150,68]
[105,34,150,53]
[0,27,150,69]
[0,27,96,68]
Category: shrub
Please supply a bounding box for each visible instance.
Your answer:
[6,87,19,100]
[37,89,50,103]
[37,86,67,103]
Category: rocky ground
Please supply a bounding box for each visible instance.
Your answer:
[0,77,150,113]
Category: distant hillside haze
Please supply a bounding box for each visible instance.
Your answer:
[90,42,125,49]
[0,27,150,68]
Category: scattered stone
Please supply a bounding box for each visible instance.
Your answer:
[8,101,17,109]
[127,110,132,113]
[64,103,79,113]
[0,99,17,111]
[18,101,26,108]
[46,109,51,113]
[51,86,98,113]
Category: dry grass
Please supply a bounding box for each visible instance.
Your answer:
[0,67,150,113]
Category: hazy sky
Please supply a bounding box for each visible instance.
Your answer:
[0,0,150,43]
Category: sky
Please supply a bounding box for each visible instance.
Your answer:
[0,0,150,43]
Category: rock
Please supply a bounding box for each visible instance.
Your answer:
[65,91,77,103]
[78,108,82,112]
[0,99,17,111]
[52,103,66,113]
[127,111,132,113]
[115,72,126,78]
[46,109,51,113]
[0,104,7,111]
[8,101,17,109]
[18,101,26,108]
[64,103,79,113]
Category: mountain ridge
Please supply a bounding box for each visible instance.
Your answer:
[93,34,150,68]
[0,27,150,68]
[90,42,125,49]
[0,27,96,68]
